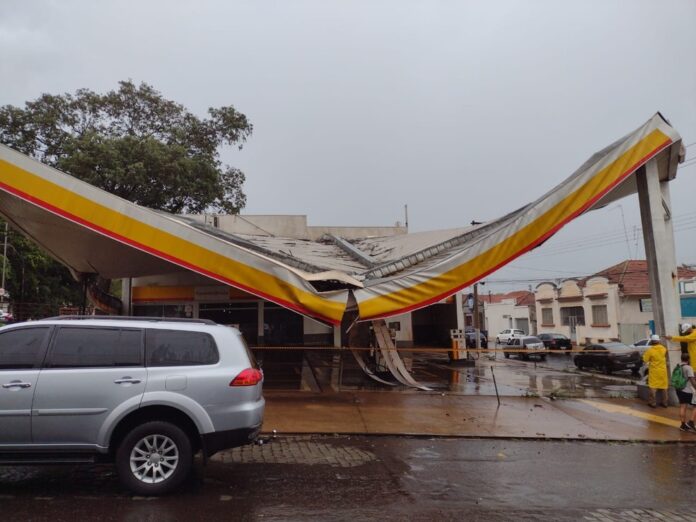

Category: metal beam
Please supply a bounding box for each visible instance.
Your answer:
[326,234,379,268]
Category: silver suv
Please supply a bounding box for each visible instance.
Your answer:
[0,316,264,495]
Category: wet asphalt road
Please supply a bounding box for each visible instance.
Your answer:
[2,436,696,521]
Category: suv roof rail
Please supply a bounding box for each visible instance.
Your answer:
[40,315,218,325]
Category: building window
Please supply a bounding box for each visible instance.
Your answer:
[560,306,585,326]
[541,308,553,325]
[592,305,608,326]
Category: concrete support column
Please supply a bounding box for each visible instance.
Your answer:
[333,325,341,348]
[120,278,132,316]
[257,301,265,346]
[455,292,465,332]
[637,158,681,372]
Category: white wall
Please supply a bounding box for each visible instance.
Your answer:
[188,213,407,240]
[485,299,533,337]
[385,312,413,346]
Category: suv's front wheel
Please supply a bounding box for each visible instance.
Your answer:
[116,421,193,495]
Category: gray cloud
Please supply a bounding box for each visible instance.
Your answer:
[1,0,695,289]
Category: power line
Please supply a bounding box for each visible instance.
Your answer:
[524,220,696,259]
[485,265,696,285]
[527,209,696,252]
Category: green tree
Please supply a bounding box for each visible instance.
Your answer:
[0,81,253,315]
[0,80,252,213]
[0,228,85,318]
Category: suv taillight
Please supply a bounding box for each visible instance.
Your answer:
[230,368,263,386]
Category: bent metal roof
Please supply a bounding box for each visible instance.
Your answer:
[0,113,685,325]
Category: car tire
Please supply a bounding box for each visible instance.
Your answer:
[116,420,193,496]
[540,355,547,362]
[504,352,510,358]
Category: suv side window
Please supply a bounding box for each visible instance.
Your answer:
[0,327,50,370]
[146,329,219,366]
[47,327,143,368]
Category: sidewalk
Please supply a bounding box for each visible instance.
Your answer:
[261,390,696,442]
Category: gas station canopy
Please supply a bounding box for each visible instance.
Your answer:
[0,114,684,325]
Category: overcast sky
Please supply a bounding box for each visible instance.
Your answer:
[1,0,695,292]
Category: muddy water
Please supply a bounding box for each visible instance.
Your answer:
[256,348,638,399]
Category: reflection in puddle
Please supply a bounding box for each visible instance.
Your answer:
[254,348,638,399]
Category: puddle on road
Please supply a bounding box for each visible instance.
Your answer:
[254,348,637,399]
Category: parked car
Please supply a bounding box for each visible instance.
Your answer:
[496,328,526,345]
[465,326,488,339]
[464,330,488,348]
[629,338,651,355]
[504,335,546,360]
[538,333,572,351]
[0,316,264,495]
[573,342,641,375]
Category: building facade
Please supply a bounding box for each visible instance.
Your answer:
[535,261,696,345]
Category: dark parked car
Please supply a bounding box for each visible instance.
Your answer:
[573,342,641,375]
[464,331,487,348]
[538,333,572,351]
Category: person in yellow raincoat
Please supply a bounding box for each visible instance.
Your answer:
[666,323,696,367]
[643,335,669,408]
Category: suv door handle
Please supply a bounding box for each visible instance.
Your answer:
[2,381,32,389]
[114,377,142,384]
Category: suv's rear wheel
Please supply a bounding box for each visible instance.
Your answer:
[116,421,193,495]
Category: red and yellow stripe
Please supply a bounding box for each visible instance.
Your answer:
[0,159,346,324]
[358,129,673,320]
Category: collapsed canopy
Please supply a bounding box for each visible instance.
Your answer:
[0,114,683,324]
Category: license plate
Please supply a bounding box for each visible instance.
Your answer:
[626,363,636,368]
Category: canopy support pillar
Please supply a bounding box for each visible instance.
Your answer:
[121,278,132,316]
[637,158,681,373]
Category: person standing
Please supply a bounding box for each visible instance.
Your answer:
[643,334,669,408]
[673,352,696,432]
[666,323,696,367]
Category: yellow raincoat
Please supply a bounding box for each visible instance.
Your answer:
[643,343,668,390]
[671,330,696,367]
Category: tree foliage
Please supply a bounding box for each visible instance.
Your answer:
[0,228,85,317]
[0,81,253,312]
[0,80,252,213]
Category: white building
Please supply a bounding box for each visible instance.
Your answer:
[482,291,536,338]
[535,261,696,345]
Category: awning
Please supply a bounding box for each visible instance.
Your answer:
[0,113,684,324]
[0,149,349,324]
[352,113,684,320]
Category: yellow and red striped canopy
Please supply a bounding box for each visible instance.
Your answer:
[0,114,683,325]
